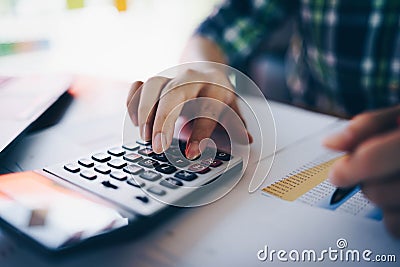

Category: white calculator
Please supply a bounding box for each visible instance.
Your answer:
[0,138,243,252]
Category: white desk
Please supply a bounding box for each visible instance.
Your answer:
[0,78,398,267]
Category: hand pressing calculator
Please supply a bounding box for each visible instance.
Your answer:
[0,138,243,252]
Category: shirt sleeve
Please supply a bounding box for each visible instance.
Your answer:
[196,0,297,69]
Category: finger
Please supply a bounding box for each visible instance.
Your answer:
[187,118,219,159]
[220,98,253,144]
[362,178,400,209]
[186,85,235,159]
[138,76,170,141]
[152,81,203,154]
[329,130,400,187]
[323,106,400,151]
[382,210,400,238]
[126,81,143,126]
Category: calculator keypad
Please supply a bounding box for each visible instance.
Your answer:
[174,170,198,181]
[122,142,139,151]
[47,138,240,217]
[92,153,111,163]
[95,165,111,174]
[155,164,177,174]
[80,170,97,180]
[147,186,166,196]
[107,158,127,169]
[123,153,142,163]
[160,177,183,189]
[123,164,143,175]
[102,180,118,189]
[188,163,210,174]
[64,163,80,173]
[138,148,154,157]
[138,158,159,168]
[110,170,128,181]
[108,147,126,157]
[127,177,145,188]
[78,158,94,168]
[139,170,161,181]
[152,153,169,162]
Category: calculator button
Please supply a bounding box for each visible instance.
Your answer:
[138,148,154,157]
[110,171,128,181]
[110,170,128,181]
[123,153,142,163]
[174,170,198,181]
[94,165,111,174]
[160,178,183,189]
[64,163,80,173]
[78,158,94,168]
[200,157,213,165]
[127,178,145,188]
[216,151,231,161]
[170,138,186,150]
[80,170,97,180]
[92,153,111,163]
[139,170,161,181]
[101,180,118,189]
[107,158,127,169]
[138,158,159,168]
[201,158,223,168]
[136,195,149,203]
[123,164,143,175]
[122,142,139,151]
[165,147,184,157]
[188,163,211,174]
[169,156,190,168]
[210,159,223,167]
[152,153,169,162]
[136,139,151,146]
[147,186,166,196]
[108,147,125,157]
[155,164,177,174]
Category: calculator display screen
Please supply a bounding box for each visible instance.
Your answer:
[0,171,128,250]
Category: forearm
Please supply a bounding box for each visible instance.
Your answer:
[180,35,227,64]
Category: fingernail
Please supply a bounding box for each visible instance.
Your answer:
[185,141,200,160]
[153,132,169,153]
[153,133,162,153]
[140,124,145,140]
[161,132,169,151]
[141,123,151,141]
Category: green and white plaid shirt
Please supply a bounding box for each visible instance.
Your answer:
[197,0,400,116]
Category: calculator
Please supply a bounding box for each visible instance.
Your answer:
[45,138,243,215]
[0,138,243,252]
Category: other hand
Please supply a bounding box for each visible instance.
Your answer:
[324,105,400,237]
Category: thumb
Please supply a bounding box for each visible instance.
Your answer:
[323,106,400,151]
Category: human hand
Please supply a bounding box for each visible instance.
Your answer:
[324,105,400,237]
[126,67,252,160]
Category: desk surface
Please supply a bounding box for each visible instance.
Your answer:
[0,78,398,267]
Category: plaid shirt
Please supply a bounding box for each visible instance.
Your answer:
[196,0,400,116]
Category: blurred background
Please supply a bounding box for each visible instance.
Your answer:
[0,0,220,81]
